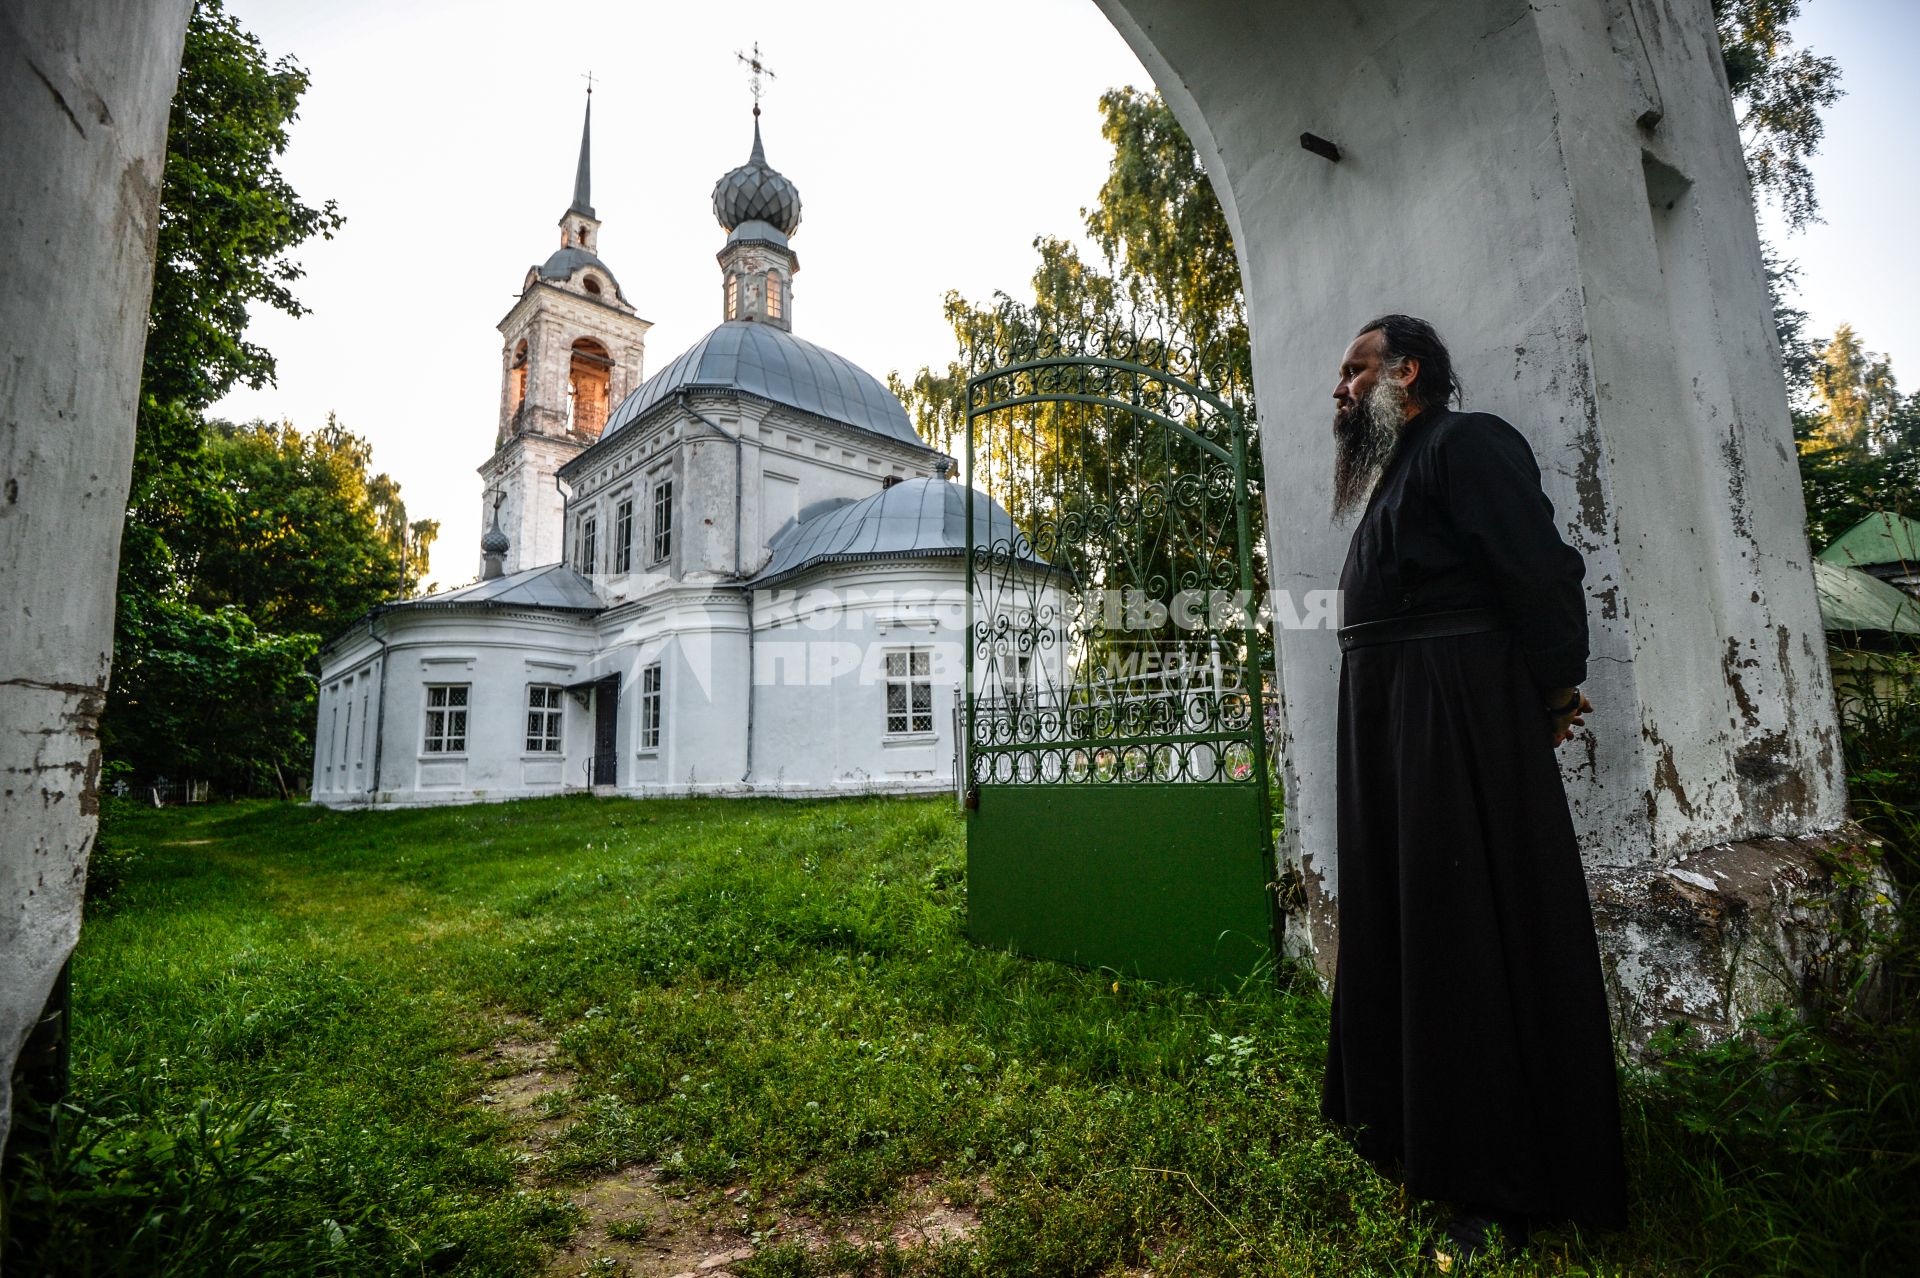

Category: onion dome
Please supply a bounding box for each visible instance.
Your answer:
[480,524,511,555]
[712,118,802,235]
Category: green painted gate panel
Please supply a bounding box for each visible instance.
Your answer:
[968,784,1274,988]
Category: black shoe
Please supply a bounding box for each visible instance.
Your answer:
[1426,1210,1528,1271]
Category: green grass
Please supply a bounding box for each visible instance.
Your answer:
[5,793,1915,1275]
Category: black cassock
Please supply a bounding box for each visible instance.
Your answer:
[1321,407,1627,1229]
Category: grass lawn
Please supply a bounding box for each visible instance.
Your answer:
[5,794,1914,1276]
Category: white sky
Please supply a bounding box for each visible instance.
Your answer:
[211,1,1917,590]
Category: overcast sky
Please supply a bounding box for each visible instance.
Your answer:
[211,0,1917,589]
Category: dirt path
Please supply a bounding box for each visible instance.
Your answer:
[467,1018,983,1277]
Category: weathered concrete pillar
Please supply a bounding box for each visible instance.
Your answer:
[1097,0,1849,1038]
[0,0,191,1149]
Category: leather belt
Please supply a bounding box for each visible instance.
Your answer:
[1336,606,1506,653]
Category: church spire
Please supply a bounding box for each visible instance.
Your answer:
[556,85,603,256]
[570,87,594,218]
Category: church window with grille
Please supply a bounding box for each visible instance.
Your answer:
[526,685,563,753]
[639,663,662,752]
[651,477,673,563]
[614,495,634,572]
[766,274,783,320]
[423,685,469,753]
[885,649,933,735]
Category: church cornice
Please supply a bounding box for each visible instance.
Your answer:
[560,385,943,482]
[497,279,652,334]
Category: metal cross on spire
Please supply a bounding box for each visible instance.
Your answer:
[734,42,775,117]
[582,69,596,97]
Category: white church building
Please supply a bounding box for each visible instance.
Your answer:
[311,100,1042,807]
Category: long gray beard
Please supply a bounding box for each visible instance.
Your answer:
[1331,377,1410,520]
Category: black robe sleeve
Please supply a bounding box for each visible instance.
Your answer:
[1434,414,1588,692]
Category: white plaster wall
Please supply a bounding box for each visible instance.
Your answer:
[313,610,597,807]
[750,563,967,793]
[0,0,191,1148]
[478,434,580,577]
[1096,0,1845,968]
[595,587,751,790]
[559,392,942,602]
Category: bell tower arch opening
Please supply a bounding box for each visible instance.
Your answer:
[508,339,529,421]
[567,337,612,439]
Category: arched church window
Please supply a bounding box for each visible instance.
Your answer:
[725,275,739,321]
[766,274,782,320]
[566,337,613,439]
[509,340,529,418]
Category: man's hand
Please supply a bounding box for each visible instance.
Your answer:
[1549,689,1593,748]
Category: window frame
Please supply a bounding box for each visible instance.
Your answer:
[883,648,934,737]
[766,273,783,320]
[651,475,673,565]
[638,662,663,753]
[578,510,598,576]
[422,683,470,755]
[525,684,564,754]
[614,493,634,574]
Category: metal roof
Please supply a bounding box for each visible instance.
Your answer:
[1819,511,1920,571]
[600,320,926,448]
[570,94,595,218]
[712,118,801,234]
[535,246,623,297]
[393,562,603,613]
[749,477,1044,587]
[1813,559,1920,635]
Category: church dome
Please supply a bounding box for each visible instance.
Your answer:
[601,321,925,448]
[749,477,1040,588]
[534,246,625,299]
[712,119,801,235]
[480,524,511,554]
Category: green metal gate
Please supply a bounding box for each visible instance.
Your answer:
[964,335,1278,988]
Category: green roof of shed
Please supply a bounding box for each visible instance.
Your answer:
[1817,511,1920,571]
[1812,559,1920,635]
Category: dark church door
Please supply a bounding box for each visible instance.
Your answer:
[592,675,619,785]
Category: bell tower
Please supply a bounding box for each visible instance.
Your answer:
[477,89,651,577]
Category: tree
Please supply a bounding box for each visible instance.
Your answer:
[1809,325,1900,454]
[1713,0,1843,230]
[104,599,319,796]
[893,89,1265,686]
[104,2,427,795]
[133,0,341,505]
[1794,322,1919,549]
[160,418,438,636]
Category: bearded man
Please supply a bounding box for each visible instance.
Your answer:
[1320,315,1627,1258]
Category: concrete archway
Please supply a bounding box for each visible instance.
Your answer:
[1098,0,1848,1026]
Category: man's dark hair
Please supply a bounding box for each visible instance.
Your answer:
[1357,314,1464,410]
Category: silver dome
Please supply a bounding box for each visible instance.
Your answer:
[749,478,1040,588]
[712,118,801,235]
[601,321,925,448]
